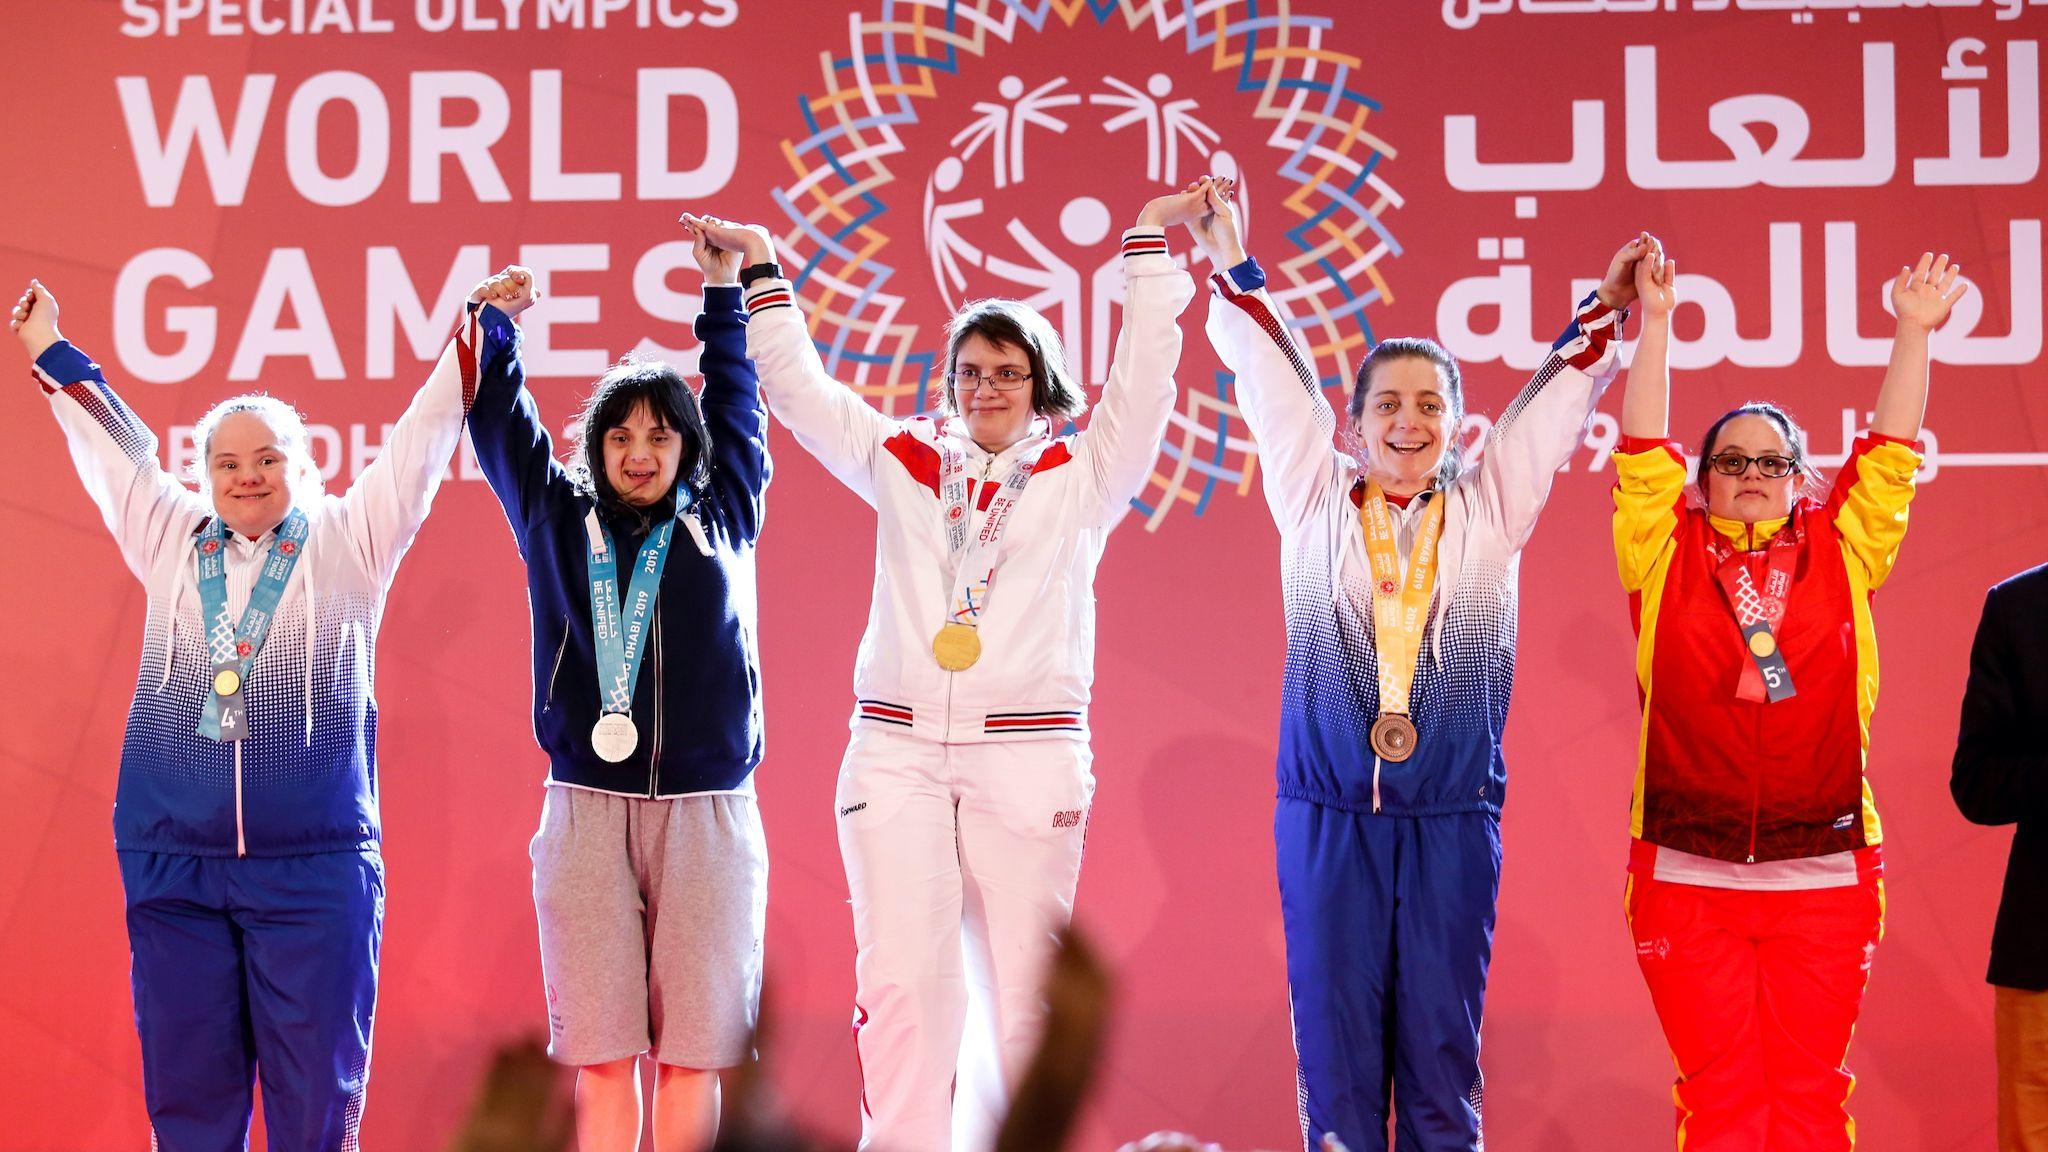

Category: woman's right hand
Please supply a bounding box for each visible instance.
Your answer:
[1634,235,1675,320]
[1183,176,1247,269]
[1594,232,1653,311]
[10,280,62,360]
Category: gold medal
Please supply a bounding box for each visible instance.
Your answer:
[933,622,982,671]
[212,668,242,698]
[1370,713,1418,762]
[1748,631,1777,658]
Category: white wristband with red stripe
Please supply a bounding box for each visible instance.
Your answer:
[1120,227,1169,260]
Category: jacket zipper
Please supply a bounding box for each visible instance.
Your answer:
[1372,755,1383,814]
[542,616,570,712]
[647,599,664,797]
[234,741,247,857]
[1747,704,1763,863]
[1744,523,1761,863]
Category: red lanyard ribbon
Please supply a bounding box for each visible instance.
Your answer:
[1706,521,1799,704]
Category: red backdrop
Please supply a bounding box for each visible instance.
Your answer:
[2,2,2043,1148]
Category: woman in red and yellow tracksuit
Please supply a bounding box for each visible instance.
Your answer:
[1610,241,1966,1151]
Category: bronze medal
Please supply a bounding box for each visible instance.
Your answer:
[932,622,982,671]
[1370,713,1418,762]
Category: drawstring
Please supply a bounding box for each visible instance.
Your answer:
[302,567,317,745]
[682,512,714,557]
[158,583,182,691]
[1430,587,1449,668]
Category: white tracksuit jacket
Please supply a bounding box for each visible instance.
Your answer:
[741,228,1196,743]
[35,321,475,859]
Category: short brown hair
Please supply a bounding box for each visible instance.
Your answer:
[942,299,1085,422]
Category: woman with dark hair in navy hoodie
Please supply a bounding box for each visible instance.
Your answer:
[465,237,770,1152]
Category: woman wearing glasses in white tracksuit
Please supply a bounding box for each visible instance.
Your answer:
[681,184,1210,1151]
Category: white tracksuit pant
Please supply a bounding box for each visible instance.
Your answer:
[835,725,1095,1152]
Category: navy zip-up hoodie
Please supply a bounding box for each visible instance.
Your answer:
[468,290,770,796]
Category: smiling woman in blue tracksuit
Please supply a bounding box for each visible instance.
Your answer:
[1182,189,1642,1151]
[14,271,485,1150]
[464,236,769,1152]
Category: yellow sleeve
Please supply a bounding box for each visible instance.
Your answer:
[1829,435,1922,590]
[1612,439,1689,593]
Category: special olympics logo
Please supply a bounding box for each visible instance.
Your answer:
[279,540,298,555]
[202,539,221,554]
[923,71,1227,384]
[770,1,1402,532]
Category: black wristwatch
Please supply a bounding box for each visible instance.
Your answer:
[739,261,783,289]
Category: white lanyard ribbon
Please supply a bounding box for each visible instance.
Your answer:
[937,431,1050,630]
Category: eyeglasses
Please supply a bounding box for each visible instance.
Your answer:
[945,367,1033,390]
[1707,451,1798,479]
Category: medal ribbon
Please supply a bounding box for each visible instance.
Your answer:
[937,432,1051,632]
[195,508,310,740]
[585,502,683,718]
[1707,522,1799,703]
[1359,482,1446,720]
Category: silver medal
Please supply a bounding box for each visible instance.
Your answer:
[591,712,639,762]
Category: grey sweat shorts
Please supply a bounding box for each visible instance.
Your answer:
[530,785,767,1069]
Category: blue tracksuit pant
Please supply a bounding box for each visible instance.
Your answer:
[119,850,384,1152]
[1276,799,1501,1152]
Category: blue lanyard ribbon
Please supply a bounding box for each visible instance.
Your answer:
[196,508,310,740]
[586,503,683,717]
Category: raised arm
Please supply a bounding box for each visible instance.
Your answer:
[14,280,204,579]
[464,266,574,547]
[1070,187,1204,527]
[1469,234,1644,551]
[1871,252,1966,441]
[334,268,512,586]
[1824,253,1962,587]
[1620,236,1672,442]
[1952,580,2047,826]
[686,214,892,506]
[1611,236,1684,592]
[1184,180,1346,533]
[679,219,770,540]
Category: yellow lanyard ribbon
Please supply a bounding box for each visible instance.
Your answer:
[1359,481,1445,718]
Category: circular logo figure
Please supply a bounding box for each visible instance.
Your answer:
[771,1,1402,533]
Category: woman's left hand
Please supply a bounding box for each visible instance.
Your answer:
[1892,251,1968,332]
[1137,181,1216,230]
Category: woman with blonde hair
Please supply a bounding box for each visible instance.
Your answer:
[12,269,491,1150]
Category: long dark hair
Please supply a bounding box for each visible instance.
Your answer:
[1695,401,1821,498]
[1349,337,1468,488]
[943,299,1086,422]
[569,355,712,507]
